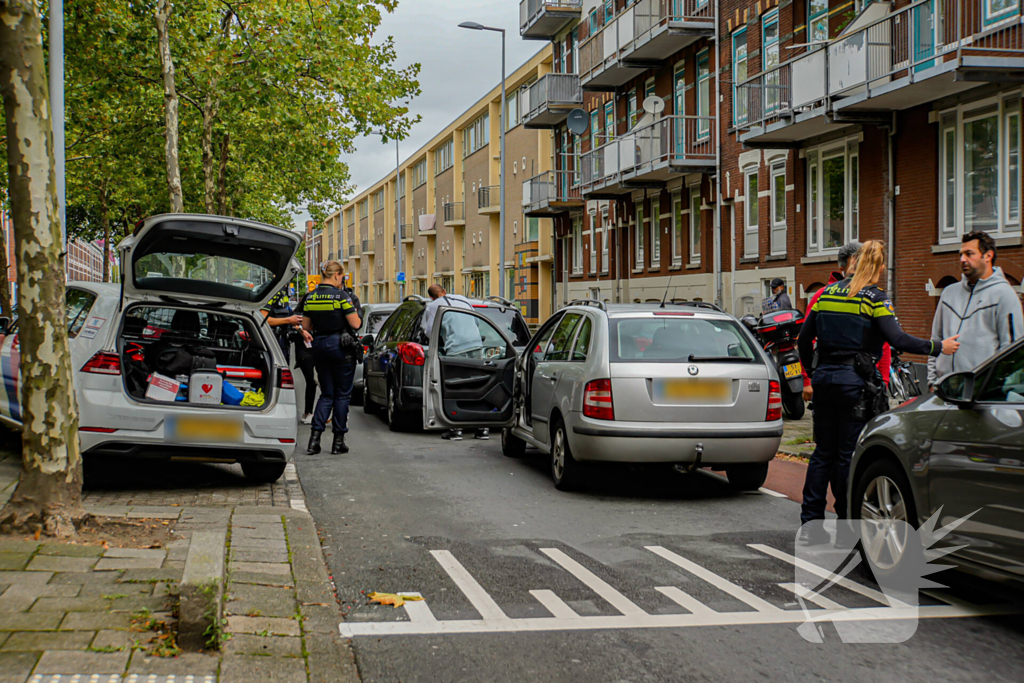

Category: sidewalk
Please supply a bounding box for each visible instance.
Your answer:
[0,452,356,683]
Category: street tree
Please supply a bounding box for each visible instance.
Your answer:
[0,0,87,536]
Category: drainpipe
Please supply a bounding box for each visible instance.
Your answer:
[713,0,723,308]
[730,199,736,313]
[888,111,897,297]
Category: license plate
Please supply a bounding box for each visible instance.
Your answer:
[166,415,243,443]
[783,362,803,379]
[654,378,731,404]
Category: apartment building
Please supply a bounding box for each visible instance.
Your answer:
[304,220,323,290]
[324,49,561,324]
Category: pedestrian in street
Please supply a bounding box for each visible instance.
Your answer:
[292,290,318,425]
[421,283,489,441]
[796,240,960,545]
[927,231,1024,389]
[262,288,303,363]
[301,261,362,455]
[762,278,794,313]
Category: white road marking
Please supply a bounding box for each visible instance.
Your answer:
[530,589,579,619]
[655,586,717,617]
[759,487,789,498]
[779,582,845,610]
[749,543,912,609]
[646,545,780,613]
[430,549,509,621]
[400,591,437,622]
[539,547,646,617]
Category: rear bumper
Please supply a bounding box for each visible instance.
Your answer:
[567,413,782,464]
[82,442,289,463]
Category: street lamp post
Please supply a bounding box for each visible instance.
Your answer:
[49,0,66,251]
[459,21,506,300]
[371,132,403,301]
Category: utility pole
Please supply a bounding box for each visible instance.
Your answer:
[49,0,65,252]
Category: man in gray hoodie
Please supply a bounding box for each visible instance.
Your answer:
[928,231,1024,387]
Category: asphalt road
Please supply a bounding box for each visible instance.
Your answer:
[294,408,1024,683]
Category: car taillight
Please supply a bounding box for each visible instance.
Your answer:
[766,380,782,421]
[79,427,118,433]
[397,342,425,366]
[583,379,614,420]
[277,369,294,389]
[81,352,121,375]
[362,345,370,356]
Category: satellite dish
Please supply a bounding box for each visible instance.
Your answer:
[566,108,589,135]
[643,96,665,115]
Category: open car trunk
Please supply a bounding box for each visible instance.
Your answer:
[119,304,275,410]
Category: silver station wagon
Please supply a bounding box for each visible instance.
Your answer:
[418,300,784,491]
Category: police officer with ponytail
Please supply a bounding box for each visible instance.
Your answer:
[300,261,361,455]
[796,240,960,545]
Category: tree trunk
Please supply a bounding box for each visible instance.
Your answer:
[155,0,183,213]
[201,93,219,214]
[0,0,87,536]
[216,133,229,215]
[100,186,110,283]
[0,214,12,320]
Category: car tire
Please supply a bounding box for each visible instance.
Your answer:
[501,428,526,458]
[726,462,769,491]
[387,382,406,432]
[852,457,921,587]
[351,384,364,406]
[241,461,287,484]
[550,419,584,491]
[363,384,379,415]
[782,390,806,420]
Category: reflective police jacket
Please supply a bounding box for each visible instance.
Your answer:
[797,279,940,376]
[302,284,357,337]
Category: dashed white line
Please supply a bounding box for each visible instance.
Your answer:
[646,545,781,613]
[530,589,580,619]
[430,549,510,621]
[540,547,646,617]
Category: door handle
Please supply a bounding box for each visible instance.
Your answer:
[548,373,558,382]
[483,360,495,367]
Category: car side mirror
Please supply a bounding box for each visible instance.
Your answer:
[360,334,374,351]
[936,371,976,407]
[0,317,9,335]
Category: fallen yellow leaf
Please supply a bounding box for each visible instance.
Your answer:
[367,592,424,608]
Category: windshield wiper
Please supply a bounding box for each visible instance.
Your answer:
[687,354,753,363]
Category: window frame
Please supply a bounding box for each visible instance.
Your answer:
[671,190,683,266]
[984,0,1021,27]
[805,137,861,255]
[689,184,702,264]
[762,10,781,115]
[696,49,711,139]
[809,0,828,42]
[634,200,645,269]
[732,29,748,126]
[770,163,787,256]
[604,101,615,142]
[572,215,584,275]
[744,168,759,258]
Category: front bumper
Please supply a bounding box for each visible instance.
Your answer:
[567,413,783,465]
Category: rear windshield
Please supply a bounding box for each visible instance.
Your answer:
[475,307,531,347]
[609,316,758,363]
[134,253,276,301]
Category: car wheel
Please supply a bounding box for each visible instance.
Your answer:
[351,384,364,406]
[726,462,769,491]
[853,458,920,584]
[550,419,584,491]
[501,427,526,458]
[362,384,379,415]
[387,383,405,432]
[781,390,805,420]
[241,462,286,484]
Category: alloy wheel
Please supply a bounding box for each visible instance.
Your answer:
[551,428,565,482]
[860,475,909,570]
[388,386,395,424]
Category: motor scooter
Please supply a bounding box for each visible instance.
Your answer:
[741,309,806,419]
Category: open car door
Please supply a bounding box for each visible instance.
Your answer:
[423,306,517,431]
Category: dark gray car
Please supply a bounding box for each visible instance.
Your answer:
[849,337,1024,582]
[353,302,399,397]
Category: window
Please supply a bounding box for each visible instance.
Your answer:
[571,317,593,361]
[604,0,613,23]
[572,28,579,75]
[627,89,638,130]
[634,201,645,268]
[436,310,509,359]
[938,98,1022,240]
[466,272,490,298]
[506,91,519,131]
[604,101,615,142]
[671,191,683,265]
[545,313,582,361]
[977,343,1024,403]
[434,140,453,174]
[651,196,661,265]
[572,216,583,275]
[690,186,702,263]
[398,173,406,198]
[589,215,597,273]
[984,0,1021,26]
[673,62,685,117]
[763,11,780,114]
[589,9,598,33]
[806,139,861,253]
[590,110,600,145]
[462,114,489,157]
[373,190,384,212]
[65,288,96,339]
[696,50,710,138]
[600,213,608,272]
[528,217,539,241]
[360,199,369,219]
[744,170,758,258]
[733,29,748,126]
[610,318,758,363]
[809,0,828,42]
[770,165,786,256]
[644,77,656,103]
[412,159,427,188]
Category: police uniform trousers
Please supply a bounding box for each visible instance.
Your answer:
[800,364,867,524]
[311,334,356,435]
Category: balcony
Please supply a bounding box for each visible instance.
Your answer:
[737,0,1024,146]
[520,0,582,41]
[521,74,583,129]
[522,170,584,217]
[443,202,465,227]
[578,0,714,90]
[362,239,374,256]
[393,223,414,244]
[478,186,500,215]
[579,115,716,196]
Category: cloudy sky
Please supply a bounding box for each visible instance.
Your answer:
[292,0,543,229]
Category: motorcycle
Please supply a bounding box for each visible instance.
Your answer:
[741,309,806,420]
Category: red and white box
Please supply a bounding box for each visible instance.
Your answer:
[145,373,181,402]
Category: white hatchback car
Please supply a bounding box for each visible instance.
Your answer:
[0,214,301,483]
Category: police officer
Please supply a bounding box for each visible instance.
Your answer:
[300,261,362,455]
[261,288,301,363]
[796,240,960,545]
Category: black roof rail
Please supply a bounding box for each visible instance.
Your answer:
[668,301,724,312]
[566,298,607,311]
[485,295,516,308]
[403,295,428,303]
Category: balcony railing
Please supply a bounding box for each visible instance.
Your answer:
[579,115,715,191]
[361,239,370,253]
[578,0,713,86]
[736,0,1024,132]
[520,0,582,38]
[443,202,465,224]
[522,170,583,214]
[348,244,356,256]
[521,73,582,126]
[478,186,499,211]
